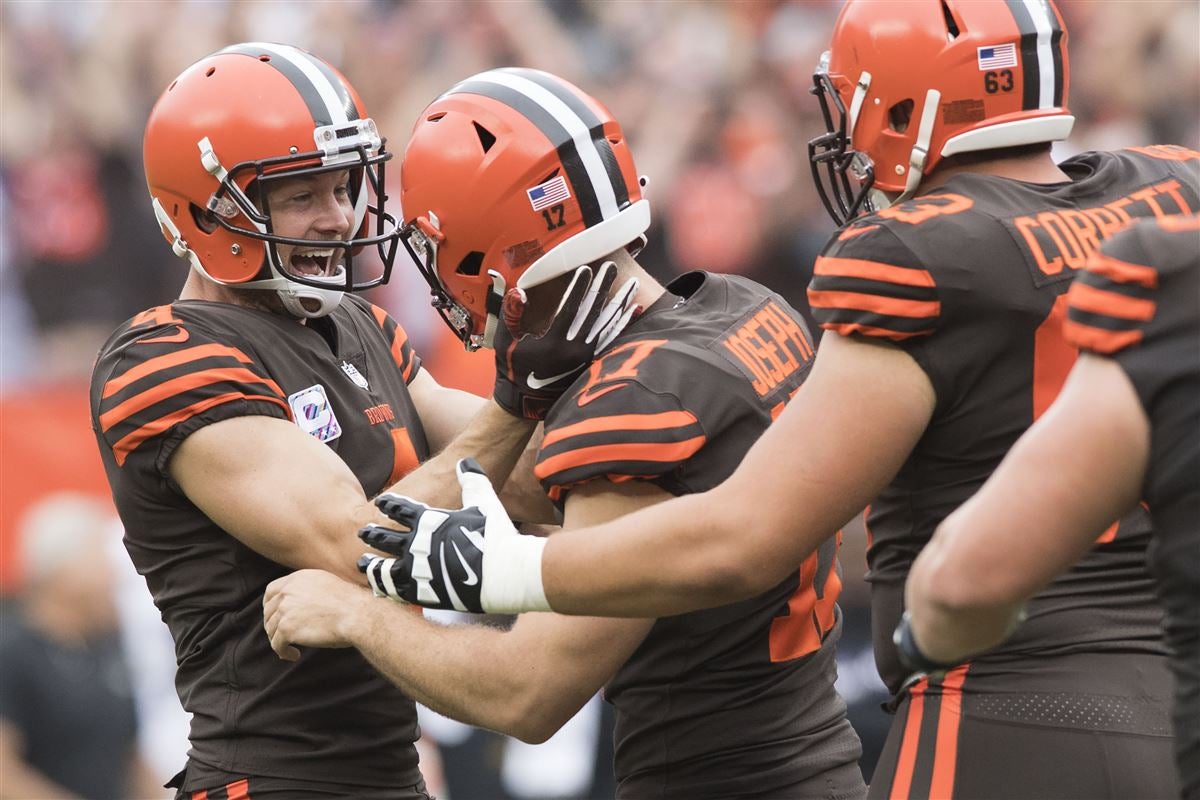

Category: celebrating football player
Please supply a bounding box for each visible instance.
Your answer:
[90,44,617,799]
[344,2,1199,797]
[264,68,868,799]
[903,214,1200,799]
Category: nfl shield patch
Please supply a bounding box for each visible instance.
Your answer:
[288,384,343,443]
[340,360,369,390]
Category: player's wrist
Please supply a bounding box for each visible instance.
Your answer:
[482,534,550,613]
[893,610,958,675]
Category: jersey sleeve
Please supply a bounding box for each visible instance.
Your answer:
[807,220,941,342]
[367,303,422,384]
[536,349,708,504]
[1065,215,1200,407]
[92,311,291,476]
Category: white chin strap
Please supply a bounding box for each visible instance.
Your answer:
[239,258,346,319]
[894,88,942,205]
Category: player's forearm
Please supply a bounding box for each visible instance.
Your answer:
[343,602,559,741]
[541,486,781,617]
[383,400,538,517]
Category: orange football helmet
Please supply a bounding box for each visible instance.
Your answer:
[399,68,650,350]
[143,43,400,317]
[809,0,1074,226]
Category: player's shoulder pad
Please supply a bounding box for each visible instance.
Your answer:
[1064,215,1199,356]
[810,206,949,342]
[93,303,289,467]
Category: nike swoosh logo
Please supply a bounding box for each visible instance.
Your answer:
[527,368,579,390]
[577,382,628,407]
[452,538,479,587]
[138,325,190,344]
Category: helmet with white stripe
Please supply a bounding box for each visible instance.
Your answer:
[143,43,400,318]
[399,68,650,350]
[809,0,1074,226]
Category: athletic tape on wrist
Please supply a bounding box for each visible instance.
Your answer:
[482,534,550,613]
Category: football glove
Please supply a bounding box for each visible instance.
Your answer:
[357,458,550,614]
[492,262,639,420]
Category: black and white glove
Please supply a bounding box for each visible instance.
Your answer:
[493,262,639,420]
[357,458,551,613]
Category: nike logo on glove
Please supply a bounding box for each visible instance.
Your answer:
[527,368,579,390]
[453,537,479,586]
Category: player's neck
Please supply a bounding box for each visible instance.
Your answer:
[609,249,665,313]
[919,149,1071,193]
[179,268,302,321]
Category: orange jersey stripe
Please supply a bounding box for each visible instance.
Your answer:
[889,678,928,800]
[535,436,706,482]
[1069,281,1156,322]
[542,410,700,449]
[1084,252,1159,289]
[111,392,290,466]
[226,779,250,800]
[1158,214,1200,232]
[814,256,936,288]
[102,343,254,399]
[809,288,940,319]
[821,321,931,341]
[929,664,970,799]
[101,367,285,432]
[371,303,388,328]
[1063,318,1143,354]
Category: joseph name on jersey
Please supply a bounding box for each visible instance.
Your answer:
[1066,214,1200,796]
[90,295,428,790]
[809,146,1198,696]
[537,271,862,798]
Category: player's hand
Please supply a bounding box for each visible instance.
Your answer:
[263,569,372,661]
[357,458,550,613]
[493,262,639,420]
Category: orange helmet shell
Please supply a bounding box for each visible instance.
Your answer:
[143,43,397,294]
[399,68,649,349]
[810,0,1073,224]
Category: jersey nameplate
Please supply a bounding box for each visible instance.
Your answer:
[289,384,343,443]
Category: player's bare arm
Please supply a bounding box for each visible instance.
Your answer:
[904,354,1150,665]
[264,477,661,742]
[370,333,935,616]
[534,333,936,616]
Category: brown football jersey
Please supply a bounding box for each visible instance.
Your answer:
[808,146,1199,694]
[538,271,863,799]
[1066,213,1200,797]
[90,294,428,790]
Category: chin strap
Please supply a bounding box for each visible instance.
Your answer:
[896,88,942,204]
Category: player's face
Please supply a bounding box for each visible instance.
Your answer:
[265,170,355,281]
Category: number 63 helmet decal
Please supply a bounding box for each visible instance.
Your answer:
[809,0,1074,227]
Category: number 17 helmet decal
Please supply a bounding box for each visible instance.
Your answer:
[809,0,1074,226]
[399,68,650,350]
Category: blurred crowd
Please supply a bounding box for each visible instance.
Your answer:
[3,0,1195,387]
[0,1,1196,797]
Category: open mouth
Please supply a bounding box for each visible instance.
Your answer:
[289,248,340,278]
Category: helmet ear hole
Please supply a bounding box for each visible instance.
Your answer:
[456,251,485,276]
[888,99,914,134]
[190,203,220,234]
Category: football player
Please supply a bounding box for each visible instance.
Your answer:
[902,214,1200,798]
[354,2,1199,797]
[264,68,867,799]
[90,45,616,799]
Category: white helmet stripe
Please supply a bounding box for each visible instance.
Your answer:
[235,42,352,126]
[1021,0,1057,109]
[455,70,621,220]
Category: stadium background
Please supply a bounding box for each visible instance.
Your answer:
[0,1,1196,797]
